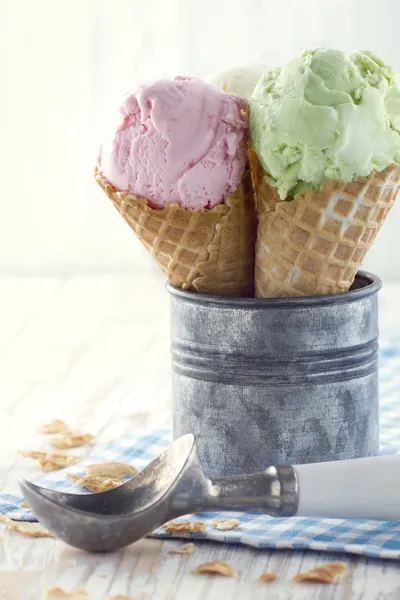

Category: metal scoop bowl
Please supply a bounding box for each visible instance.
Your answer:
[20,434,297,552]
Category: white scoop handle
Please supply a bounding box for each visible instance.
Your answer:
[295,455,400,521]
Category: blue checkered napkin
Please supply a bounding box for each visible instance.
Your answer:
[2,342,400,560]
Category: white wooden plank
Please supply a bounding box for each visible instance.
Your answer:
[0,276,61,356]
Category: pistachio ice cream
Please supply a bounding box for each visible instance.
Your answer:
[250,49,400,199]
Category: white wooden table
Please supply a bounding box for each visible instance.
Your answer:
[1,274,400,600]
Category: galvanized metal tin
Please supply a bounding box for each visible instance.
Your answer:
[167,271,381,478]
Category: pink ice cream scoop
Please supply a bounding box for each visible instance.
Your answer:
[98,77,248,209]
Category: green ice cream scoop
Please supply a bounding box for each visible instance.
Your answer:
[250,49,400,200]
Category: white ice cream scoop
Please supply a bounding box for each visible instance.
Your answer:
[207,65,268,97]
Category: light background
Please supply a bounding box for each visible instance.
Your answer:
[1,0,400,278]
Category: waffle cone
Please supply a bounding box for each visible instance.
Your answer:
[95,168,256,296]
[250,150,400,298]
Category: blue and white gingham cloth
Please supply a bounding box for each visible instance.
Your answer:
[2,336,400,560]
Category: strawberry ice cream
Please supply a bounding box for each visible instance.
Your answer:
[98,77,248,209]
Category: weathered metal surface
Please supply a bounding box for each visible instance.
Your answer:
[168,272,381,477]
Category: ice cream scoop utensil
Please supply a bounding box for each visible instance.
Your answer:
[20,435,400,552]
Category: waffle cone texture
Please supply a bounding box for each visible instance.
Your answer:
[249,149,400,298]
[95,167,256,296]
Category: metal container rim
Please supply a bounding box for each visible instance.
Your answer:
[166,271,382,309]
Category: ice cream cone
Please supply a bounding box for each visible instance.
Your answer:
[95,168,256,296]
[251,152,400,298]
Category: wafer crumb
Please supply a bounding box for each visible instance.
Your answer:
[211,518,240,531]
[292,562,346,583]
[40,454,81,472]
[0,512,53,538]
[20,501,29,508]
[67,474,122,492]
[86,462,137,478]
[258,572,277,583]
[192,560,237,577]
[108,596,132,600]
[18,450,47,460]
[170,543,197,555]
[18,450,81,471]
[162,521,206,534]
[49,432,94,449]
[44,587,88,599]
[38,419,68,434]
